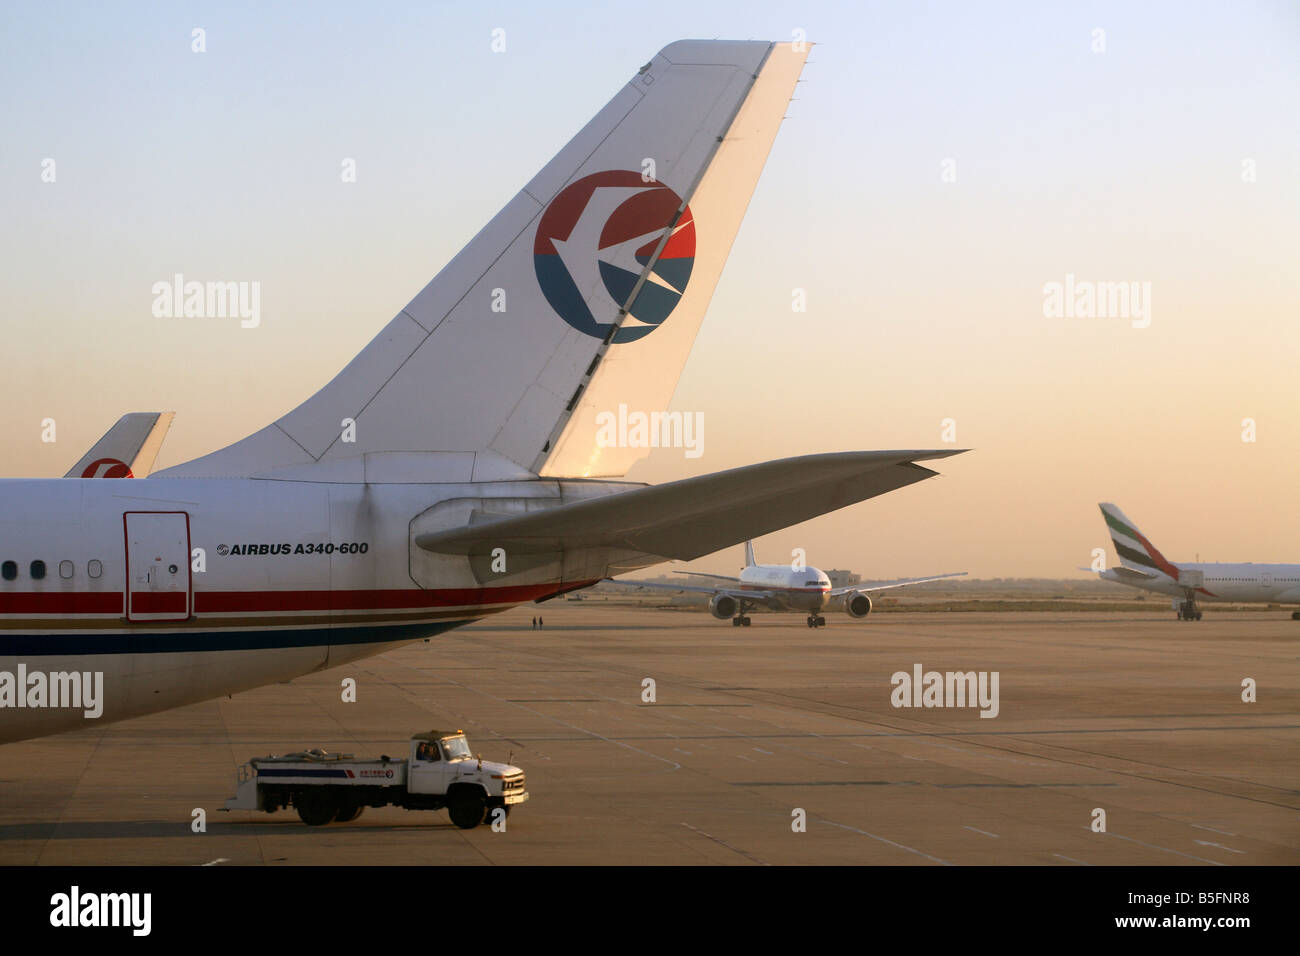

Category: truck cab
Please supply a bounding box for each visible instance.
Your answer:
[410,731,495,794]
[406,730,527,827]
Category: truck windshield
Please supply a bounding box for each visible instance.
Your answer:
[441,737,472,761]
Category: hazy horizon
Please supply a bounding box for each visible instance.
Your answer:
[4,1,1297,579]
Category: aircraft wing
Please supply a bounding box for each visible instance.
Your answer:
[672,571,743,584]
[415,450,964,565]
[608,578,782,609]
[65,412,175,478]
[829,571,968,596]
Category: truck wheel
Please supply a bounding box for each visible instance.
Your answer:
[448,792,486,830]
[295,791,337,827]
[334,805,364,823]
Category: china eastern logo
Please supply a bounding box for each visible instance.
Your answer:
[533,170,695,344]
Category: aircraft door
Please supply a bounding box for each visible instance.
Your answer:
[124,511,192,622]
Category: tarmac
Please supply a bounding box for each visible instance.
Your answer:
[2,605,1296,865]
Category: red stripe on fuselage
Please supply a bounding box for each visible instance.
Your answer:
[131,591,188,613]
[0,592,124,614]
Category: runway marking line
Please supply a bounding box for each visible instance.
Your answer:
[1191,823,1236,836]
[1194,840,1245,854]
[821,819,953,865]
[680,822,768,865]
[1082,828,1226,866]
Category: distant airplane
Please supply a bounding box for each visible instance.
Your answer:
[1092,503,1300,621]
[610,541,966,627]
[64,412,174,478]
[1,39,965,745]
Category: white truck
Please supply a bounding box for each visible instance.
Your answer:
[223,730,528,829]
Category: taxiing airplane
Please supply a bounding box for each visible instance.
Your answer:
[64,412,175,479]
[611,541,965,627]
[1,40,965,744]
[1093,503,1300,621]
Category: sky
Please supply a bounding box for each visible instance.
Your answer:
[2,1,1298,579]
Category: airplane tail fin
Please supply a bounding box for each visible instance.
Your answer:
[1099,503,1178,578]
[66,412,175,478]
[159,40,810,482]
[744,540,757,568]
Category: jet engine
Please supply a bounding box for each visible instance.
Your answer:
[709,594,738,620]
[844,592,873,619]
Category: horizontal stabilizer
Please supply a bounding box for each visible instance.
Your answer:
[1094,565,1157,582]
[415,449,963,561]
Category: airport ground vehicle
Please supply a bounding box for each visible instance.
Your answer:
[224,730,527,829]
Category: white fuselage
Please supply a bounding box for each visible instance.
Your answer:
[737,564,832,612]
[0,475,642,743]
[1102,562,1300,605]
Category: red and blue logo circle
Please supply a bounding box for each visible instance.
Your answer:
[533,170,695,344]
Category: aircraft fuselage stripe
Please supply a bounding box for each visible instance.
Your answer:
[0,620,467,656]
[0,582,594,616]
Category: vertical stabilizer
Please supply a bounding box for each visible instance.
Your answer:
[158,40,810,482]
[1099,503,1179,578]
[66,412,175,478]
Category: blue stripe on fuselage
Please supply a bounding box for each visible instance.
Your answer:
[0,620,468,656]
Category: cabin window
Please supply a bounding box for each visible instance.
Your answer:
[88,559,103,579]
[30,560,47,580]
[59,560,74,579]
[1,561,15,581]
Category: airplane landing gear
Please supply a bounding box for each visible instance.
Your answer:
[1292,611,1300,621]
[806,615,826,628]
[1177,598,1202,621]
[732,615,751,627]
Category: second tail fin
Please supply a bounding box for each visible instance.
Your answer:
[1099,503,1179,578]
[66,412,174,478]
